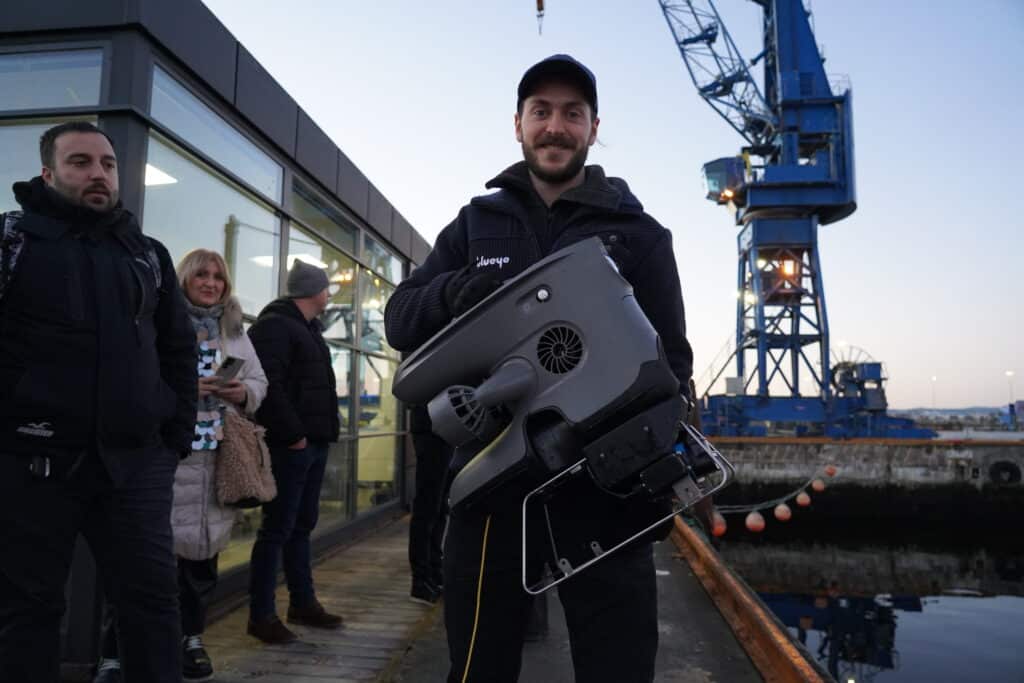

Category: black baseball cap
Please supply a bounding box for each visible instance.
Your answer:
[517,54,598,114]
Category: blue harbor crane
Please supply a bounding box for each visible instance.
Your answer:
[658,0,932,438]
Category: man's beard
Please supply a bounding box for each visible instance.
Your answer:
[522,135,589,184]
[51,175,119,213]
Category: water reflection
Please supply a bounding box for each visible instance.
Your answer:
[763,592,902,681]
[715,527,1024,682]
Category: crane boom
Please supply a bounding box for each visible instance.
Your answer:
[660,0,855,224]
[659,0,774,146]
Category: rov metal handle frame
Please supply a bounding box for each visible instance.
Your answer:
[520,423,736,595]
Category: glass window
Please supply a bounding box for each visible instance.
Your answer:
[288,225,358,344]
[292,181,357,255]
[219,507,262,572]
[144,133,280,315]
[358,355,399,434]
[318,440,354,532]
[0,117,94,213]
[363,234,403,284]
[356,436,397,512]
[0,50,102,112]
[359,267,397,358]
[150,66,282,201]
[330,344,353,434]
[201,440,356,573]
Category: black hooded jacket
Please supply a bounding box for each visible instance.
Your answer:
[385,163,692,541]
[248,298,340,446]
[0,177,197,484]
[384,162,693,388]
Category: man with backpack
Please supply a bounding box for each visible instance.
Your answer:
[0,121,198,683]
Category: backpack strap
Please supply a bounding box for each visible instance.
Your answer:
[113,229,163,292]
[0,211,27,305]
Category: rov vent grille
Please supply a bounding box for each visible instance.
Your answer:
[445,386,489,438]
[537,326,583,374]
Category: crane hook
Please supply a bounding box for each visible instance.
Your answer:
[537,0,545,35]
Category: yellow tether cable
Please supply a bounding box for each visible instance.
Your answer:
[460,514,492,683]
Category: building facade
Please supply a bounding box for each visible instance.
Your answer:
[1,0,430,671]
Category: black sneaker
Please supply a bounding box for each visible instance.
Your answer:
[92,658,122,683]
[182,634,214,681]
[410,581,441,606]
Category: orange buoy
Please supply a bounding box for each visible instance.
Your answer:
[796,491,811,507]
[773,503,792,521]
[824,464,837,477]
[811,478,826,492]
[745,510,766,532]
[711,510,728,537]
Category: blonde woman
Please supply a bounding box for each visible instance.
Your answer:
[95,249,267,683]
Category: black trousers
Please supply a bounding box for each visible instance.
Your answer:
[177,556,218,636]
[0,447,180,683]
[101,555,219,658]
[408,431,452,587]
[443,503,659,683]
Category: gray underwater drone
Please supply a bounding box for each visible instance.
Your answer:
[392,237,734,593]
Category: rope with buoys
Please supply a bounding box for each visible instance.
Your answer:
[710,464,838,535]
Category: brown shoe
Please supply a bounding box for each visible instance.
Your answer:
[247,616,298,644]
[287,600,344,629]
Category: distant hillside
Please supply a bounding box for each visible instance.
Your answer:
[890,406,1008,417]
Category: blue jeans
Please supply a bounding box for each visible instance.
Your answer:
[248,441,329,620]
[0,447,180,683]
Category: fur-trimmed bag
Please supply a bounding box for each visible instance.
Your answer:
[216,409,277,508]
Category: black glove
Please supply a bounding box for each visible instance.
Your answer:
[444,267,503,317]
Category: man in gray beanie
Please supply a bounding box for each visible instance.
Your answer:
[245,259,343,643]
[286,259,331,299]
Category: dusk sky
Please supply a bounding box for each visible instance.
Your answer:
[203,0,1023,409]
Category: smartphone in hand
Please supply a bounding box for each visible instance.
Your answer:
[215,356,244,382]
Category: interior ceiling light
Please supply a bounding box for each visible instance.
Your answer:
[252,254,329,270]
[144,163,177,186]
[288,254,328,269]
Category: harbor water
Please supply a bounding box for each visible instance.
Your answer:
[713,511,1024,682]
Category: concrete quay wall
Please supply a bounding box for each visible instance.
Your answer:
[718,542,1024,599]
[710,438,1024,489]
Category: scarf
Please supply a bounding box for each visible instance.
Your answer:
[186,300,226,451]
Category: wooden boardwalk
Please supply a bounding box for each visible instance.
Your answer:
[389,523,763,683]
[201,516,766,682]
[203,518,437,682]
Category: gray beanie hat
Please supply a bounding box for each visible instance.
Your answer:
[286,259,330,298]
